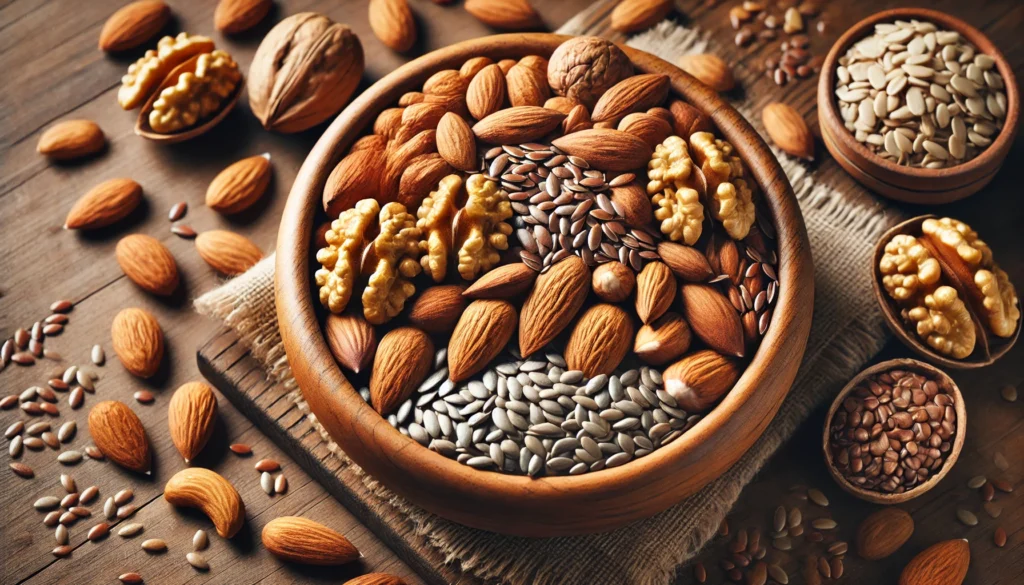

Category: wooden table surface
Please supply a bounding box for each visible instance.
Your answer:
[1,1,1021,584]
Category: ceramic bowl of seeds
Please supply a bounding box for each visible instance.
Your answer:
[276,33,815,536]
[817,8,1018,204]
[823,358,966,504]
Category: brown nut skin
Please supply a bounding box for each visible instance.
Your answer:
[592,261,636,303]
[547,37,633,108]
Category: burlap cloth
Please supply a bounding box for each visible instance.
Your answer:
[197,18,903,585]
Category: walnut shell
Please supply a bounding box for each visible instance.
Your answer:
[547,37,633,109]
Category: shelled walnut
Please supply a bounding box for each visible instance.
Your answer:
[148,50,241,133]
[363,203,423,325]
[647,135,704,245]
[315,199,380,314]
[454,174,513,280]
[689,132,756,240]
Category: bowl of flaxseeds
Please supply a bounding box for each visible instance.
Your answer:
[817,8,1018,204]
[823,358,967,504]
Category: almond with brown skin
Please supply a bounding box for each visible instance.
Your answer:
[519,255,591,357]
[658,241,714,282]
[544,96,577,114]
[206,154,272,214]
[565,304,634,377]
[99,1,170,52]
[195,230,263,275]
[663,350,739,411]
[856,508,914,560]
[562,104,593,135]
[464,0,542,30]
[635,261,676,323]
[88,400,151,473]
[592,261,635,303]
[395,103,447,144]
[634,312,692,365]
[462,263,537,299]
[369,328,433,415]
[466,64,507,120]
[111,308,164,378]
[507,63,549,107]
[116,234,179,296]
[677,53,736,92]
[38,120,106,161]
[324,142,387,217]
[448,300,518,382]
[263,517,360,565]
[423,69,467,97]
[762,102,814,160]
[609,182,653,228]
[368,0,416,53]
[343,575,409,585]
[460,56,493,79]
[408,285,467,334]
[551,129,652,172]
[591,74,670,124]
[899,539,969,585]
[618,112,673,148]
[168,382,218,464]
[324,313,377,374]
[398,154,453,209]
[65,178,142,230]
[436,113,477,172]
[680,284,746,357]
[214,0,272,33]
[669,100,714,136]
[165,468,245,538]
[611,0,673,34]
[472,106,565,144]
[381,130,437,202]
[374,108,404,138]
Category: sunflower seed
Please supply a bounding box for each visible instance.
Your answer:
[61,493,79,508]
[4,421,23,438]
[35,496,61,510]
[57,421,76,442]
[55,524,69,545]
[104,497,117,519]
[807,488,829,507]
[119,523,144,537]
[956,508,979,526]
[274,474,288,494]
[193,529,208,551]
[142,538,167,552]
[57,450,82,465]
[9,436,23,458]
[61,473,76,492]
[52,545,73,558]
[187,551,209,570]
[119,573,143,584]
[88,522,110,541]
[260,472,274,494]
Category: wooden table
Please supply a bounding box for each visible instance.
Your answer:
[1,1,1020,584]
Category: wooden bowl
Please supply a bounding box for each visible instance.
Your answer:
[871,215,1020,369]
[817,8,1019,204]
[276,33,814,536]
[822,358,967,504]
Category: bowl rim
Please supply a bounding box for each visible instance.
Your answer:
[821,358,967,504]
[276,32,814,535]
[816,7,1019,184]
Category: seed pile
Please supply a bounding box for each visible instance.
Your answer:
[730,0,829,86]
[1,299,75,370]
[835,19,1007,168]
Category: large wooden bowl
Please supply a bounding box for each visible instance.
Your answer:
[277,33,814,536]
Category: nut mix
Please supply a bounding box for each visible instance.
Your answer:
[312,36,783,477]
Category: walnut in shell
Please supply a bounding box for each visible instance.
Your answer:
[546,36,633,108]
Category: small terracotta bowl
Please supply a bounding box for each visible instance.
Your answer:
[871,215,1020,369]
[817,8,1019,204]
[823,358,966,504]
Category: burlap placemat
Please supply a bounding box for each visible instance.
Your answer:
[196,17,903,585]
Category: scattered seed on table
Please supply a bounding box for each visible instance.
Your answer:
[118,504,139,519]
[76,371,94,392]
[4,421,23,438]
[274,474,288,494]
[26,421,49,435]
[43,324,63,336]
[994,527,1007,547]
[193,529,208,551]
[991,478,1013,493]
[34,496,60,510]
[87,522,110,541]
[169,202,188,221]
[142,539,167,552]
[104,497,117,519]
[59,511,77,525]
[957,508,979,526]
[1,395,18,409]
[187,551,210,570]
[982,482,995,501]
[260,472,274,495]
[993,452,1009,471]
[60,473,76,493]
[62,366,77,385]
[118,523,144,537]
[57,450,82,465]
[12,351,36,365]
[229,443,252,455]
[55,524,69,545]
[114,488,134,505]
[21,401,42,415]
[171,225,197,239]
[134,390,154,404]
[69,387,84,409]
[70,506,91,517]
[57,421,76,443]
[91,345,105,366]
[85,445,104,460]
[255,459,280,473]
[24,437,44,450]
[693,562,706,583]
[118,573,143,584]
[42,432,59,449]
[9,436,23,458]
[10,462,34,478]
[21,387,39,402]
[50,300,73,313]
[807,488,829,507]
[52,545,73,558]
[48,378,69,391]
[61,493,79,508]
[40,402,59,416]
[80,485,99,505]
[967,475,987,489]
[44,511,61,526]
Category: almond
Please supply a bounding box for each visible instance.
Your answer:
[195,230,263,275]
[111,308,165,379]
[856,508,914,561]
[611,0,673,34]
[99,0,170,52]
[343,575,408,585]
[564,304,634,377]
[368,0,416,53]
[37,120,106,161]
[635,261,676,324]
[262,517,360,565]
[544,96,577,114]
[116,234,179,296]
[214,0,272,33]
[369,328,434,415]
[634,312,692,365]
[899,539,970,585]
[466,64,507,120]
[324,313,378,374]
[762,102,815,160]
[448,299,518,382]
[395,103,447,144]
[617,112,673,148]
[657,241,714,282]
[591,74,670,124]
[668,100,714,136]
[677,53,736,92]
[168,382,218,464]
[88,400,151,473]
[609,182,653,227]
[381,130,437,202]
[408,285,467,334]
[663,350,739,411]
[423,69,468,97]
[464,0,542,30]
[680,284,746,357]
[562,103,593,135]
[164,468,245,538]
[519,255,590,357]
[551,129,652,172]
[472,106,565,144]
[398,153,453,209]
[462,263,536,299]
[206,153,272,214]
[65,178,142,230]
[324,142,387,217]
[506,63,549,107]
[374,108,405,138]
[459,56,494,80]
[436,113,478,172]
[591,261,635,303]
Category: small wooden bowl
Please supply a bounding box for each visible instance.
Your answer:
[817,8,1019,204]
[277,33,815,536]
[871,215,1020,369]
[822,358,967,504]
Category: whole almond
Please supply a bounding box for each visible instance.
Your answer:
[669,100,714,136]
[448,300,518,382]
[460,56,494,79]
[396,103,447,143]
[408,285,467,334]
[466,64,507,120]
[634,312,692,365]
[369,328,434,415]
[206,153,272,214]
[611,0,673,34]
[374,108,405,138]
[38,120,106,161]
[464,0,542,30]
[462,263,537,299]
[472,106,565,144]
[324,141,387,217]
[88,400,151,473]
[165,468,245,538]
[99,1,170,52]
[263,517,360,565]
[544,96,577,114]
[214,0,272,34]
[519,255,591,357]
[609,182,652,227]
[663,350,739,411]
[552,128,652,172]
[617,112,673,148]
[343,575,408,585]
[899,539,970,585]
[562,103,594,135]
[324,313,378,374]
[380,130,437,202]
[591,261,636,303]
[507,63,549,107]
[565,304,634,377]
[368,0,416,53]
[111,308,164,378]
[195,230,263,275]
[657,241,714,282]
[680,284,746,358]
[398,154,453,209]
[762,102,814,160]
[635,261,676,324]
[436,113,478,172]
[168,382,218,464]
[856,508,914,560]
[677,53,736,92]
[65,178,142,230]
[423,69,468,97]
[591,74,670,124]
[116,234,179,296]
